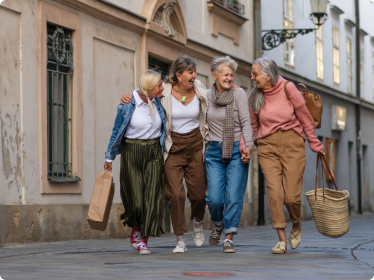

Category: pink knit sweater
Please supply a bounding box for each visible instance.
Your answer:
[250,76,323,153]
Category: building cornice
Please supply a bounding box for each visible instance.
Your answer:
[330,5,344,15]
[53,0,146,34]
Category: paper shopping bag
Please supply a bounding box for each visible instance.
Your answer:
[87,170,115,231]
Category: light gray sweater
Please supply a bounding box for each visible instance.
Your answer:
[205,88,253,148]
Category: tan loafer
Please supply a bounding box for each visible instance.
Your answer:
[289,230,302,249]
[272,241,287,254]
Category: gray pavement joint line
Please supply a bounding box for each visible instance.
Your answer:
[350,239,374,269]
[0,246,127,260]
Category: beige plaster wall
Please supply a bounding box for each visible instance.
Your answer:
[0,0,40,206]
[108,0,145,15]
[179,0,255,63]
[0,0,142,205]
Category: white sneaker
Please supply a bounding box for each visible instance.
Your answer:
[173,241,187,253]
[193,227,205,247]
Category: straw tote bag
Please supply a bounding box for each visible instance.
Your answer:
[305,153,350,238]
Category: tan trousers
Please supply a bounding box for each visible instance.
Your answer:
[164,127,207,235]
[257,130,306,228]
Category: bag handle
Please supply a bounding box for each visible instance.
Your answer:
[284,81,290,101]
[315,152,339,200]
[296,83,308,92]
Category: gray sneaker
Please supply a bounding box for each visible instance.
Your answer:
[223,239,235,253]
[209,225,224,247]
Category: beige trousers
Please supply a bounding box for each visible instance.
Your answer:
[257,130,306,228]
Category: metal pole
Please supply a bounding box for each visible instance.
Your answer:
[355,0,362,214]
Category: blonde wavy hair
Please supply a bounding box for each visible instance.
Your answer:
[138,69,162,115]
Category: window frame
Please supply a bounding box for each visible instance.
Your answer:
[346,38,353,94]
[316,26,324,80]
[284,0,295,67]
[332,27,340,86]
[39,2,82,194]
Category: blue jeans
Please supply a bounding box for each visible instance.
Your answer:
[205,141,249,235]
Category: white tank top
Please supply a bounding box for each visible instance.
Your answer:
[171,94,200,134]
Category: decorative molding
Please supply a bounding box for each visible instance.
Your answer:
[38,2,83,194]
[330,5,344,15]
[360,28,368,37]
[344,19,356,28]
[207,1,248,45]
[53,0,146,34]
[153,0,179,37]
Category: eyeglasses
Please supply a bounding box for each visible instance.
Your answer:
[251,72,262,78]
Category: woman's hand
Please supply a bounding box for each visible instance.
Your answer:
[104,162,112,172]
[241,147,252,164]
[233,85,240,91]
[120,94,132,105]
[318,148,325,155]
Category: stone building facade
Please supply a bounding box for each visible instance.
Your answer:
[0,0,260,244]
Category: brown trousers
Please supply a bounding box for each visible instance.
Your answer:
[164,127,207,235]
[257,130,306,229]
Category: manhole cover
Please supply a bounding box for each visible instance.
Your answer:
[183,272,235,277]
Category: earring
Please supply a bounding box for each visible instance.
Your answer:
[179,80,181,82]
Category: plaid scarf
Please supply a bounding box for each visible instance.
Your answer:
[211,84,234,159]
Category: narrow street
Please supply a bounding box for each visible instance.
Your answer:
[0,214,373,280]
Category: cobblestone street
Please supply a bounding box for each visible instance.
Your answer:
[0,214,373,280]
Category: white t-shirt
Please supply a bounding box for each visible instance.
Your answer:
[124,90,162,139]
[171,93,200,134]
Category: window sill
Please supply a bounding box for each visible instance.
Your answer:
[48,177,81,183]
[285,63,295,70]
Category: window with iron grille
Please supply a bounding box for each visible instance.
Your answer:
[332,27,340,85]
[47,23,74,178]
[148,57,170,81]
[346,38,353,94]
[284,0,295,67]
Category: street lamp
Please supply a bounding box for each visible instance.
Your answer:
[310,0,329,26]
[262,0,329,51]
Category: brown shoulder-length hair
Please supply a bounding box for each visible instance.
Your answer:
[165,55,196,85]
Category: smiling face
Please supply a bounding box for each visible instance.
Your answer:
[251,64,271,90]
[148,79,164,99]
[212,64,234,92]
[176,68,197,90]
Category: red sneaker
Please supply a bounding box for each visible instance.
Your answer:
[137,241,151,255]
[130,228,141,250]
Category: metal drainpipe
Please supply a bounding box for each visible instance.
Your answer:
[253,0,265,225]
[355,0,362,214]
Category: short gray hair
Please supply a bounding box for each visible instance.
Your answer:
[211,56,238,74]
[249,57,279,114]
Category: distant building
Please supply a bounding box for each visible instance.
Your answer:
[261,0,374,222]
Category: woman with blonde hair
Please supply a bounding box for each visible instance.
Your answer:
[249,57,324,253]
[104,69,166,255]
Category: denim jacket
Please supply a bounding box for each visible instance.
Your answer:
[105,92,167,161]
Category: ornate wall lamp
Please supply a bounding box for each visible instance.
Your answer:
[262,0,329,51]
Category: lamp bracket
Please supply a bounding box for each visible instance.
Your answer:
[262,28,316,51]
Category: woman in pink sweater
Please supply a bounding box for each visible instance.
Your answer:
[249,57,324,254]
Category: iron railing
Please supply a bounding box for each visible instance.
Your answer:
[210,0,245,15]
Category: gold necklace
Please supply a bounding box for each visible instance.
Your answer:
[176,84,188,104]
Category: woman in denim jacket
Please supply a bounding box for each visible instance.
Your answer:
[104,70,167,255]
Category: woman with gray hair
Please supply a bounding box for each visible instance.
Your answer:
[205,56,253,253]
[249,57,324,253]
